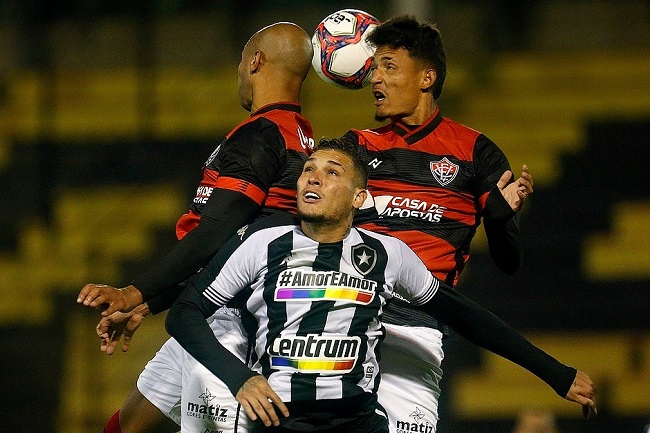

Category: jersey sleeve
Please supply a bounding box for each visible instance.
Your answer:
[420,283,577,397]
[165,231,265,396]
[392,239,440,305]
[474,134,523,274]
[133,119,288,305]
[473,134,512,203]
[134,189,261,307]
[217,119,287,192]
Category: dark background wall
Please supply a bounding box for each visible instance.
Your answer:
[0,1,648,432]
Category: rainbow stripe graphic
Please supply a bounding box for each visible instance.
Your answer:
[271,356,356,372]
[275,287,373,304]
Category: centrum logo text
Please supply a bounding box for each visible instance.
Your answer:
[269,334,360,373]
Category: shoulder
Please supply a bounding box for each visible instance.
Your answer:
[238,212,299,243]
[346,124,393,142]
[436,116,484,144]
[228,116,280,140]
[354,227,405,254]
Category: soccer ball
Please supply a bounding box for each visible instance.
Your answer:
[311,9,380,90]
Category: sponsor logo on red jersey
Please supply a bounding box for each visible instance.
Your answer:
[298,125,315,152]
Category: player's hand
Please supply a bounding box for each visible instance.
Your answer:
[96,304,149,355]
[236,375,289,427]
[498,164,534,212]
[564,370,597,419]
[77,283,144,316]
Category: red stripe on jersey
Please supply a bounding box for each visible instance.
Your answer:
[477,190,490,210]
[175,173,267,240]
[176,210,200,240]
[176,103,311,239]
[228,102,313,154]
[357,108,480,160]
[264,187,298,215]
[214,176,266,205]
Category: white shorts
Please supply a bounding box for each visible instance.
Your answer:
[376,323,444,433]
[181,350,257,433]
[137,307,253,432]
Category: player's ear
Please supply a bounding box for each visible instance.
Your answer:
[352,188,368,210]
[421,68,436,92]
[250,50,263,73]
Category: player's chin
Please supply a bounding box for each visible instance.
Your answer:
[373,106,389,122]
[297,210,327,224]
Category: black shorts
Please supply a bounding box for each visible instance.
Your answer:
[267,394,388,433]
[266,410,388,433]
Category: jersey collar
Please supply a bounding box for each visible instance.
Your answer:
[252,102,302,117]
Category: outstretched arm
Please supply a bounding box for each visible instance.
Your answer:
[77,122,288,315]
[77,189,261,315]
[421,283,596,416]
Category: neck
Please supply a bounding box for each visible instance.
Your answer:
[251,74,301,113]
[397,98,437,126]
[300,217,352,243]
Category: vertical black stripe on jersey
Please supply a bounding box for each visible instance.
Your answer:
[260,230,294,379]
[345,229,390,398]
[290,241,344,401]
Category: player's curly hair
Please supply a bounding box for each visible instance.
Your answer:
[367,15,447,100]
[315,137,368,188]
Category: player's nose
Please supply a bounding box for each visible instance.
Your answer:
[370,67,382,84]
[307,171,322,185]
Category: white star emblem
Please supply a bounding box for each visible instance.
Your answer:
[351,244,377,276]
[357,250,372,266]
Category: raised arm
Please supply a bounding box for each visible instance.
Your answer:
[474,136,532,274]
[77,188,261,315]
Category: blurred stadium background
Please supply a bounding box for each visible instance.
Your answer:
[0,0,648,432]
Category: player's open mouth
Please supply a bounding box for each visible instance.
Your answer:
[304,192,320,201]
[373,91,385,101]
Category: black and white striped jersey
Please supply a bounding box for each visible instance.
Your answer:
[167,215,577,408]
[170,213,439,403]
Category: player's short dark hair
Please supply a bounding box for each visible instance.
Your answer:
[315,137,368,188]
[367,15,447,100]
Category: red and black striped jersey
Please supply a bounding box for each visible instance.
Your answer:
[345,108,520,328]
[176,102,314,239]
[347,108,513,285]
[135,102,314,306]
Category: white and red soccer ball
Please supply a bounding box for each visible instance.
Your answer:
[311,9,380,90]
